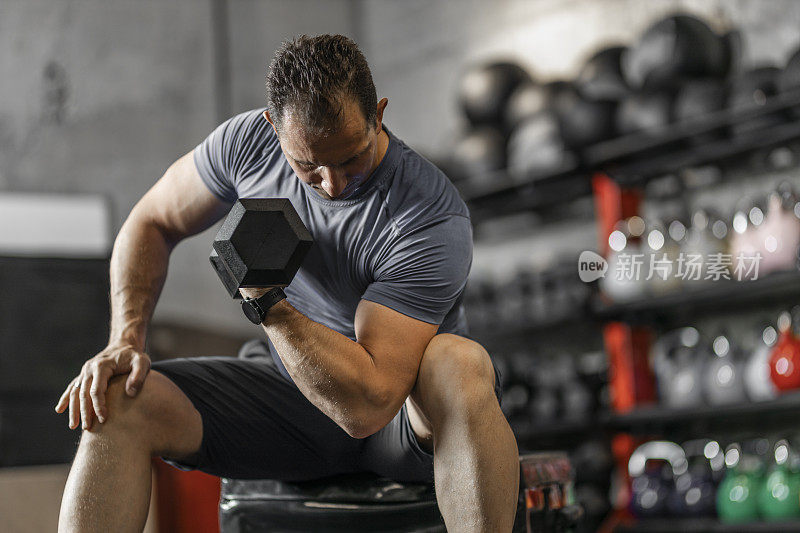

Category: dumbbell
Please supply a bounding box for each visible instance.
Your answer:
[209,198,314,299]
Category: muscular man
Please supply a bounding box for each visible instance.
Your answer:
[55,34,519,532]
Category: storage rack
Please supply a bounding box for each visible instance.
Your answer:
[463,90,800,531]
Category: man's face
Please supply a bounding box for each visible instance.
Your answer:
[266,98,384,200]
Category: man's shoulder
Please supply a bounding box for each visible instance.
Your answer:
[213,108,283,177]
[386,137,471,235]
[219,108,274,146]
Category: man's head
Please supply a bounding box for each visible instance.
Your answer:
[264,34,388,200]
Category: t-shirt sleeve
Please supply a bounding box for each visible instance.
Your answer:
[192,109,270,203]
[361,215,473,325]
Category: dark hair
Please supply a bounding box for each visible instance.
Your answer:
[266,34,377,134]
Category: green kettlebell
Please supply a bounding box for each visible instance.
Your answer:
[757,440,800,521]
[717,444,763,523]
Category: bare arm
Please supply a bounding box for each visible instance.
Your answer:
[109,151,231,354]
[252,295,438,439]
[56,151,231,429]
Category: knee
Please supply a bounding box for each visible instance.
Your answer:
[416,334,496,412]
[421,334,495,387]
[87,371,175,441]
[83,370,201,459]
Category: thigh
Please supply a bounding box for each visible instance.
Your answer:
[151,356,361,481]
[403,349,505,454]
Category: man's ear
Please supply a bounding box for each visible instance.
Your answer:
[263,110,279,137]
[375,98,388,130]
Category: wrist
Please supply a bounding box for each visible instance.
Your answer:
[239,287,274,299]
[108,340,146,354]
[263,298,291,326]
[109,323,147,351]
[241,287,287,325]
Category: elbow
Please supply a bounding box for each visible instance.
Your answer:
[342,423,375,440]
[341,386,402,439]
[342,417,391,440]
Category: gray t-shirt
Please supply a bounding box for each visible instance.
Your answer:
[194,109,472,380]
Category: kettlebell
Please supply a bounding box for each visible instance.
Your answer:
[757,439,800,520]
[730,195,767,281]
[644,219,683,295]
[652,328,705,408]
[667,439,720,517]
[682,209,729,285]
[769,309,800,392]
[744,324,779,402]
[499,270,535,327]
[717,443,765,523]
[704,334,746,406]
[526,356,559,422]
[601,217,649,302]
[760,184,800,276]
[556,355,593,422]
[629,441,687,518]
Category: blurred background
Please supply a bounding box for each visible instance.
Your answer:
[3,0,800,531]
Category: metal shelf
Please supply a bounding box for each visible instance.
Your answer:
[462,90,800,219]
[512,417,607,450]
[592,269,800,324]
[585,89,800,169]
[615,517,800,533]
[468,270,800,341]
[468,311,597,347]
[510,391,800,452]
[607,391,800,437]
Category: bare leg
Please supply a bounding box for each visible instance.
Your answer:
[59,371,202,533]
[407,334,519,532]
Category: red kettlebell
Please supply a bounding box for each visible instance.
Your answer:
[769,310,800,391]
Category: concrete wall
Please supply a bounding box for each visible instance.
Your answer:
[0,0,354,339]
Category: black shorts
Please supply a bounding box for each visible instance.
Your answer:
[151,340,503,484]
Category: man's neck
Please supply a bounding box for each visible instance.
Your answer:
[369,127,390,176]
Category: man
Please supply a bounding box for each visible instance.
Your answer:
[55,34,519,532]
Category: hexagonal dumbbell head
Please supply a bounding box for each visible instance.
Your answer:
[210,198,313,298]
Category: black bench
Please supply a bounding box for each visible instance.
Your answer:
[219,472,446,532]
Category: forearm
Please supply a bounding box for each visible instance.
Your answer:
[263,301,395,437]
[108,212,175,351]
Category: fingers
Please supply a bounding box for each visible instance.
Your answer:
[90,365,113,424]
[125,355,150,397]
[79,372,94,430]
[55,377,78,414]
[69,380,81,430]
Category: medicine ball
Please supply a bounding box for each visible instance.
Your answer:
[779,46,800,118]
[552,85,618,149]
[451,127,507,185]
[616,90,674,135]
[543,80,573,101]
[504,81,549,132]
[507,111,577,180]
[729,66,785,136]
[623,14,729,90]
[673,78,728,144]
[576,45,631,101]
[458,61,532,126]
[721,29,744,78]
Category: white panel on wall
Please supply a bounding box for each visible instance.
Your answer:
[0,192,110,257]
